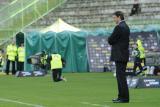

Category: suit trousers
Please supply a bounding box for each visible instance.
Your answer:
[115,61,129,100]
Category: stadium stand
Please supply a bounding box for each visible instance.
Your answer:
[30,0,160,29]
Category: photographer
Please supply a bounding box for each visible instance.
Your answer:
[40,51,48,74]
[47,53,66,82]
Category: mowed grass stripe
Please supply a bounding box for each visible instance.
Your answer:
[0,72,159,107]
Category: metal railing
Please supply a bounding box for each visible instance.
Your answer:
[0,0,66,46]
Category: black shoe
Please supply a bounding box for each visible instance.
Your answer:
[112,98,129,103]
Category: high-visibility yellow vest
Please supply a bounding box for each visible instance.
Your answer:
[50,54,62,69]
[137,39,145,59]
[0,55,3,66]
[6,44,12,56]
[139,47,145,58]
[41,55,47,65]
[18,46,25,62]
[7,44,17,61]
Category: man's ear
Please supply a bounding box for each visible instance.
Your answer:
[118,16,121,20]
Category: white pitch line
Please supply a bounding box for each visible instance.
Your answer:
[0,98,45,107]
[104,100,143,103]
[81,102,110,107]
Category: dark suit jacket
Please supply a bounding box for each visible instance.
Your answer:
[108,21,130,62]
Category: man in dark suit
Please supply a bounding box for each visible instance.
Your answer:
[108,11,130,103]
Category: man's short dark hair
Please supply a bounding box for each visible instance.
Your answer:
[113,11,124,20]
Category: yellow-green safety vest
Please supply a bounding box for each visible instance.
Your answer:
[50,54,62,69]
[18,46,25,62]
[41,55,47,65]
[137,39,145,59]
[7,44,17,61]
[6,44,12,56]
[0,55,3,66]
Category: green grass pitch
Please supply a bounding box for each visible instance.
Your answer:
[0,72,159,107]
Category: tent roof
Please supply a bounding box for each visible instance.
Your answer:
[41,18,81,33]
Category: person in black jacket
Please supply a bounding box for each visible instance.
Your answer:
[108,11,130,103]
[130,0,141,16]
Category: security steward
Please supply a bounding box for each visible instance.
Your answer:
[6,41,17,75]
[137,39,146,66]
[0,54,3,67]
[132,44,143,75]
[17,43,25,71]
[0,50,4,69]
[48,53,66,82]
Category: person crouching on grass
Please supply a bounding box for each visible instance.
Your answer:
[48,53,66,82]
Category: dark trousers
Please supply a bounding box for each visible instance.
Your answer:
[125,61,144,76]
[17,62,24,71]
[52,69,62,82]
[6,60,16,75]
[115,61,129,100]
[133,62,143,73]
[141,58,146,66]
